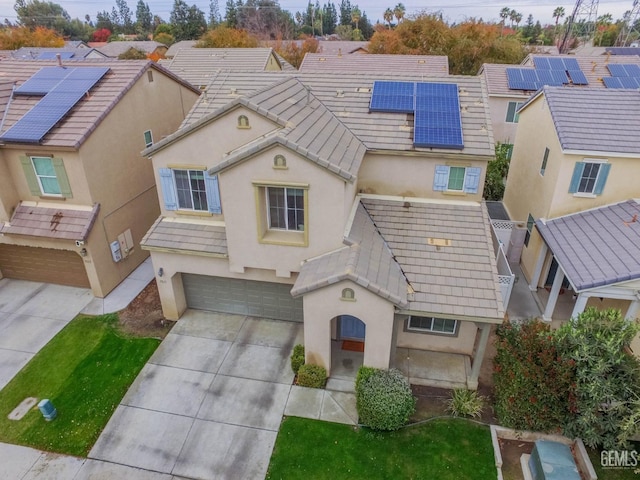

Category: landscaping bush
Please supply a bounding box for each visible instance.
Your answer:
[297,364,326,388]
[493,320,575,432]
[446,388,485,418]
[356,367,416,431]
[290,344,305,374]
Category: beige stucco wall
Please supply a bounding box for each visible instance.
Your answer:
[148,250,296,319]
[395,317,478,355]
[301,280,396,375]
[0,67,199,297]
[488,95,526,145]
[0,157,19,221]
[220,145,351,275]
[357,152,488,201]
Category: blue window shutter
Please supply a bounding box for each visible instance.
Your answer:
[204,171,221,214]
[159,168,177,210]
[433,165,449,191]
[593,163,611,196]
[568,162,585,193]
[463,167,481,193]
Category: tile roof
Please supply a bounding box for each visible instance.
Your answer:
[0,202,99,240]
[362,196,504,320]
[480,55,640,96]
[538,86,640,156]
[0,59,198,149]
[175,70,494,157]
[536,199,640,291]
[291,202,408,307]
[317,41,369,54]
[97,41,166,57]
[141,217,228,256]
[165,40,198,58]
[161,48,286,87]
[11,47,105,59]
[182,77,367,182]
[299,53,449,74]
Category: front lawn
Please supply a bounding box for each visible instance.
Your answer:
[0,314,159,456]
[267,416,495,479]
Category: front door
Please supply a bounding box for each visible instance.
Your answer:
[339,315,365,340]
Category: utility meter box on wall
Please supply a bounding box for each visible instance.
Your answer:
[110,240,122,262]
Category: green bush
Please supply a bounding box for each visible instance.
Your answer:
[493,320,574,433]
[290,344,305,374]
[446,388,485,418]
[297,364,326,388]
[356,367,416,431]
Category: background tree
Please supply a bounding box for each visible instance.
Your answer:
[224,0,238,27]
[483,143,511,200]
[338,0,351,25]
[350,5,360,30]
[135,0,152,36]
[118,47,147,59]
[274,35,318,68]
[14,0,69,30]
[321,2,337,35]
[0,25,64,48]
[96,10,115,32]
[514,11,522,28]
[553,6,565,26]
[393,3,404,24]
[509,9,517,27]
[170,0,207,40]
[383,8,393,28]
[209,0,220,27]
[92,27,111,42]
[154,31,174,45]
[196,25,258,46]
[115,0,134,33]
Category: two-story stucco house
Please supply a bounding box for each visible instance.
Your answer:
[141,70,505,389]
[502,87,640,343]
[0,59,200,297]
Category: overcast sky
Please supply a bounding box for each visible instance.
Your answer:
[0,0,633,29]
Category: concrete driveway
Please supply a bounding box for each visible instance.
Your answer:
[89,310,304,480]
[0,279,93,390]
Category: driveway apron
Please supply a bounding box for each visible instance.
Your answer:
[89,310,303,480]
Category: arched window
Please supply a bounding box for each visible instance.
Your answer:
[341,288,355,301]
[237,115,250,128]
[273,154,287,168]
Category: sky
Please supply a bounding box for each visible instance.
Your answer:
[0,0,633,29]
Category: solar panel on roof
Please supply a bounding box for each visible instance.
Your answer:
[369,80,414,113]
[562,58,580,70]
[607,64,629,77]
[37,51,74,60]
[15,67,72,95]
[603,77,624,88]
[619,76,640,88]
[548,58,566,70]
[414,82,463,149]
[567,69,589,85]
[624,64,640,77]
[533,57,551,69]
[506,68,537,90]
[1,66,110,143]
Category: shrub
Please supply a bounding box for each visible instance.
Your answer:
[290,344,305,374]
[493,320,575,433]
[356,367,416,431]
[446,388,485,418]
[297,364,326,389]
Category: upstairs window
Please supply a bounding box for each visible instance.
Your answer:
[540,148,549,176]
[568,161,611,196]
[433,165,482,194]
[267,187,304,231]
[505,101,524,123]
[20,156,72,198]
[159,168,221,214]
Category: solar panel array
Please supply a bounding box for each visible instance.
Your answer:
[603,64,640,89]
[369,80,464,150]
[1,67,110,143]
[507,57,589,90]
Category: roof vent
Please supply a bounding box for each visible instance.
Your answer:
[336,89,344,97]
[418,59,425,64]
[319,57,326,62]
[427,238,451,247]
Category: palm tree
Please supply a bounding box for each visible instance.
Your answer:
[514,11,523,29]
[393,3,405,24]
[553,6,565,26]
[509,9,517,28]
[351,6,361,30]
[384,7,393,28]
[499,7,510,35]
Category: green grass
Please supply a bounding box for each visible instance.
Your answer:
[266,417,495,479]
[0,314,159,457]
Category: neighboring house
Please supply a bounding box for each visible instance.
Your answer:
[299,53,449,75]
[64,41,91,49]
[502,87,640,329]
[164,40,198,58]
[12,47,107,60]
[606,47,640,56]
[97,41,168,59]
[0,60,200,297]
[159,48,294,89]
[317,40,369,54]
[141,71,504,389]
[479,54,640,148]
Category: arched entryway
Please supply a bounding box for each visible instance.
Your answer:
[331,315,366,381]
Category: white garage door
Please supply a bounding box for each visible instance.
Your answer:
[182,274,303,322]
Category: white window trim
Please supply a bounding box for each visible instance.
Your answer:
[174,169,208,212]
[31,156,61,196]
[406,316,458,336]
[144,130,153,148]
[266,186,304,231]
[576,159,606,196]
[447,166,466,192]
[506,101,524,123]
